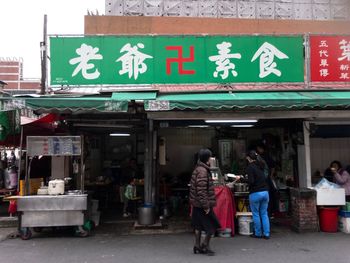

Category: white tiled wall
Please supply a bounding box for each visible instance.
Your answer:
[105,0,350,20]
[310,137,350,174]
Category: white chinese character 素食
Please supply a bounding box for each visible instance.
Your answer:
[208,41,242,80]
[251,42,289,78]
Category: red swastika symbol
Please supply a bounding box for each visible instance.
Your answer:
[166,46,195,75]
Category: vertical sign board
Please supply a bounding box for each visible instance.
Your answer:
[50,35,304,85]
[310,35,350,82]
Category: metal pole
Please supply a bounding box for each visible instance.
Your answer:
[80,135,84,192]
[17,126,24,193]
[305,33,311,88]
[152,130,157,205]
[40,14,47,95]
[144,119,153,204]
[17,61,20,90]
[302,121,312,188]
[24,156,28,196]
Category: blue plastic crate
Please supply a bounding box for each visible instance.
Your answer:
[339,210,350,218]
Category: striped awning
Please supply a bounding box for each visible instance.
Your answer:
[145,91,350,111]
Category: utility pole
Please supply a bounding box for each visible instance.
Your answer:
[40,14,47,95]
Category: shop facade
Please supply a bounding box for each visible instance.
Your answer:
[2,15,349,233]
[42,25,350,232]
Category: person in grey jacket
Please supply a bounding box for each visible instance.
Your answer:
[189,149,220,256]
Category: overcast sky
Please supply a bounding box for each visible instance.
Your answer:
[0,0,105,79]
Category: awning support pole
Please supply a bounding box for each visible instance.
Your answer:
[17,126,24,193]
[301,121,312,187]
[144,119,153,204]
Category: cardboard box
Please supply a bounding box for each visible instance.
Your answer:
[19,178,44,196]
[315,188,346,206]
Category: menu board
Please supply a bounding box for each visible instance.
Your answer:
[27,136,82,156]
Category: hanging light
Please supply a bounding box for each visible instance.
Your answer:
[205,119,258,123]
[109,133,131,137]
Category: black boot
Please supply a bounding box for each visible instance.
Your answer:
[202,234,215,256]
[193,230,202,254]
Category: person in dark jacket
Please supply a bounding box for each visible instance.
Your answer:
[256,143,277,216]
[240,150,270,239]
[189,149,220,256]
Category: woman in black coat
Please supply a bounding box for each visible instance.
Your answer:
[189,149,220,256]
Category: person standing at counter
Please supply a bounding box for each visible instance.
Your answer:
[324,160,343,182]
[256,143,277,216]
[332,164,350,202]
[240,150,270,239]
[189,149,220,256]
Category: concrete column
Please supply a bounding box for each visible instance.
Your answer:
[144,119,155,204]
[299,121,312,188]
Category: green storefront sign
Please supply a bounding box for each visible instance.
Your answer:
[50,35,304,85]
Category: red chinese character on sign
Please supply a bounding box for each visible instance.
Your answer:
[166,46,195,75]
[340,64,350,71]
[320,69,329,77]
[319,50,329,57]
[338,40,350,61]
[311,36,350,82]
[320,59,329,67]
[340,72,350,80]
[319,40,328,48]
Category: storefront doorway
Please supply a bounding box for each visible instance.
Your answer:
[154,118,304,231]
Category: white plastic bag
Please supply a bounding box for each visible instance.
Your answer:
[315,178,340,189]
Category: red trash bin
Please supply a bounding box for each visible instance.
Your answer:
[319,207,339,232]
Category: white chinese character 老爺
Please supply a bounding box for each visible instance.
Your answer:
[251,42,289,78]
[319,50,329,58]
[319,40,328,48]
[69,43,103,80]
[208,42,242,79]
[116,43,153,80]
[340,64,350,71]
[340,72,350,80]
[338,39,350,61]
[320,59,329,67]
[320,69,329,77]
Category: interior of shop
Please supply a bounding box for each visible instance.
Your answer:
[0,112,148,232]
[154,118,304,228]
[309,123,350,185]
[64,113,147,224]
[74,117,305,225]
[4,112,350,236]
[0,116,303,226]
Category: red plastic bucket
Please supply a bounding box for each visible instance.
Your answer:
[319,207,339,232]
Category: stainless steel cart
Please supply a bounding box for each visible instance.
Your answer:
[17,136,88,240]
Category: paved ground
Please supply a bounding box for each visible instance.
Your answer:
[0,224,349,263]
[0,227,17,241]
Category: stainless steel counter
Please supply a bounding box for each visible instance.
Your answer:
[233,191,249,197]
[17,194,87,227]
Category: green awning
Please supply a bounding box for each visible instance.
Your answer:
[144,91,350,111]
[17,96,128,113]
[112,91,157,100]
